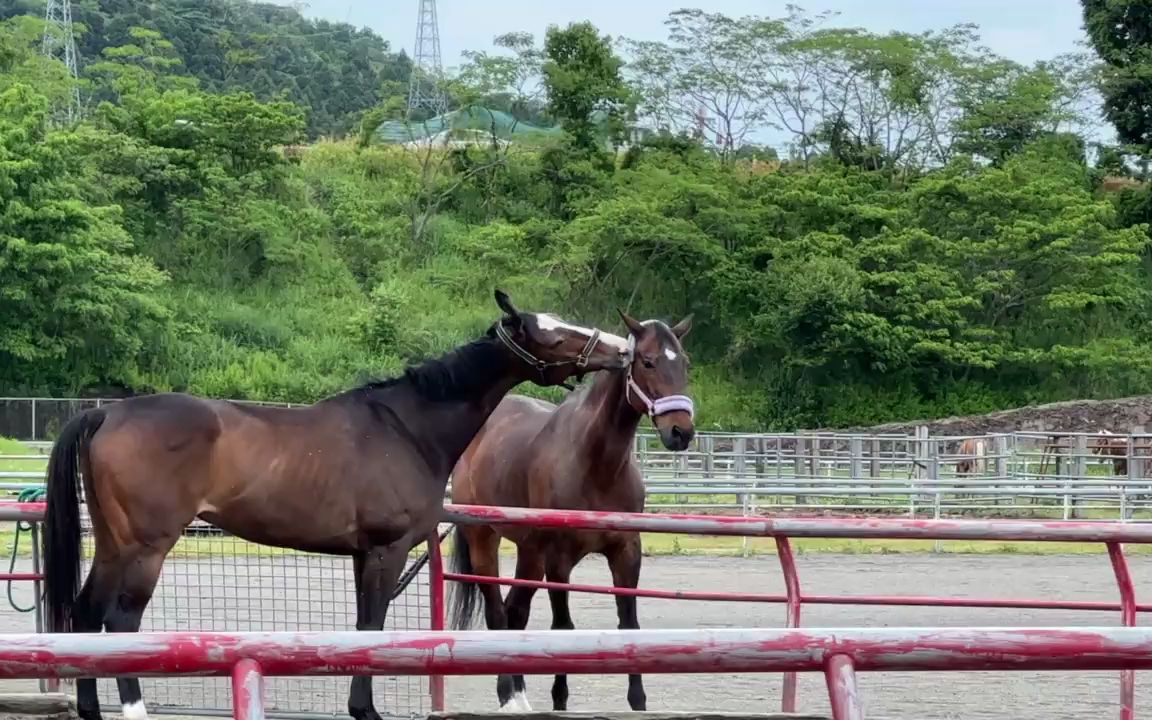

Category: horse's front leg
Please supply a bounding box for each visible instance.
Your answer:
[500,548,544,711]
[606,536,646,711]
[348,544,408,720]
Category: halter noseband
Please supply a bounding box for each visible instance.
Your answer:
[625,334,695,419]
[495,320,604,387]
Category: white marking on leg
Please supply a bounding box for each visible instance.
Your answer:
[122,701,149,720]
[497,691,532,713]
[664,347,678,360]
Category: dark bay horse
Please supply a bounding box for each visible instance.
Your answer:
[448,311,695,712]
[41,290,631,720]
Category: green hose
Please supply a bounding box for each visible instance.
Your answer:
[7,487,46,613]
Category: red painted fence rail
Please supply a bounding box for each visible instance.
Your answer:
[2,502,1148,719]
[441,503,1146,720]
[3,626,1152,720]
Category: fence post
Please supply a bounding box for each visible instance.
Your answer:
[793,436,807,510]
[427,534,446,711]
[869,438,881,485]
[29,399,36,442]
[1124,434,1144,522]
[1073,435,1088,521]
[849,437,862,482]
[735,437,750,557]
[927,437,942,552]
[994,434,1009,482]
[1053,436,1070,520]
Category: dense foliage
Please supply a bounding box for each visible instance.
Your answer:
[0,0,411,138]
[3,3,1152,430]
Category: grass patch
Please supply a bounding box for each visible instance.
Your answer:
[0,437,42,474]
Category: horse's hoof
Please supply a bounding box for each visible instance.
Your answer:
[498,691,533,713]
[348,706,384,720]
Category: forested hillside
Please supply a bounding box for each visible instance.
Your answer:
[2,1,1152,431]
[0,0,410,136]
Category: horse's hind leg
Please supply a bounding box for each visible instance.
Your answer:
[72,558,119,720]
[104,541,178,720]
[545,555,576,711]
[347,542,410,720]
[499,548,543,712]
[606,536,646,711]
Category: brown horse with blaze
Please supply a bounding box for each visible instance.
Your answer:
[448,310,695,712]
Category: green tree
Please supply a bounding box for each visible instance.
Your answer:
[0,83,169,392]
[1082,0,1152,154]
[542,21,631,151]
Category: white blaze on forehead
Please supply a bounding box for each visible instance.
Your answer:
[536,313,594,335]
[664,347,679,360]
[537,313,629,352]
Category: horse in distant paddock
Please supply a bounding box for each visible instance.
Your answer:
[448,310,695,712]
[954,437,988,476]
[1092,429,1130,475]
[41,290,631,720]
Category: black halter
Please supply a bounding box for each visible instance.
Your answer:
[495,321,604,390]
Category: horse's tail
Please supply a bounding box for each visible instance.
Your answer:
[448,525,481,630]
[43,407,105,634]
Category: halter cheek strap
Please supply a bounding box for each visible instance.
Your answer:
[495,321,604,388]
[625,335,696,419]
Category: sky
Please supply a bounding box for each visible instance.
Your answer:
[294,0,1091,70]
[286,0,1106,148]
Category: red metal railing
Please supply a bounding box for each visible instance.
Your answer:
[3,626,1152,720]
[4,501,1149,719]
[440,503,1147,720]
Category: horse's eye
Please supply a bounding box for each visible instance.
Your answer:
[642,357,655,369]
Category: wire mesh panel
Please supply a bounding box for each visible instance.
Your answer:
[78,512,431,719]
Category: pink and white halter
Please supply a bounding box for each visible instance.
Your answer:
[625,334,696,419]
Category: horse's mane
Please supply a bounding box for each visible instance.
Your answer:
[343,325,508,403]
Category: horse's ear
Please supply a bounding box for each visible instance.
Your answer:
[671,313,693,339]
[494,288,520,318]
[616,308,646,337]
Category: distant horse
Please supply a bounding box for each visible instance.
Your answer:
[448,311,695,712]
[41,290,632,720]
[1092,429,1130,475]
[954,437,988,476]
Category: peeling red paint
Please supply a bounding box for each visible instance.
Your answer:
[825,655,862,720]
[440,572,1149,613]
[231,659,264,720]
[0,503,47,522]
[444,503,1152,543]
[2,628,1152,679]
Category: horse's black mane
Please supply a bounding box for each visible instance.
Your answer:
[344,324,509,403]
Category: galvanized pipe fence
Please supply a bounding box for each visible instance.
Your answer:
[6,425,1152,523]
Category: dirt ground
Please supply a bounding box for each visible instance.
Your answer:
[0,552,1148,720]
